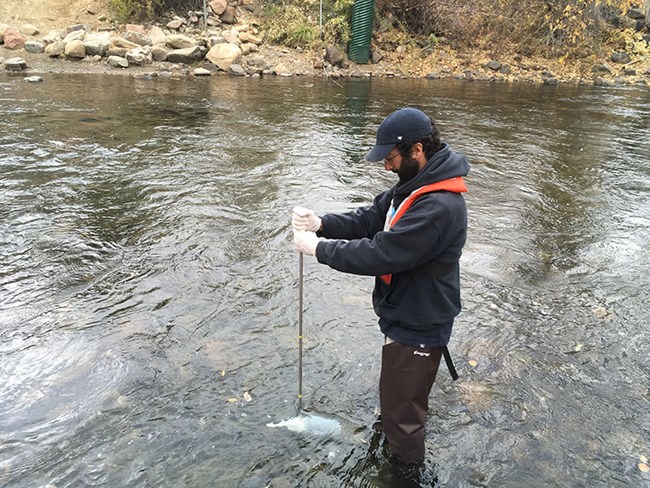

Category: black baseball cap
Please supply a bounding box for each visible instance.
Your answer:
[364,107,433,162]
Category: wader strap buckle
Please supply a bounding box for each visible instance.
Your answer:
[443,346,459,381]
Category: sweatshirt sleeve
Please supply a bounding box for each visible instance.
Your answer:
[316,193,461,277]
[318,190,391,240]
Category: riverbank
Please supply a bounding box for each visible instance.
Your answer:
[1,0,649,86]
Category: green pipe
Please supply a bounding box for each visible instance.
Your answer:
[349,0,375,64]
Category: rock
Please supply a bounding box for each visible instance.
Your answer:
[167,20,183,30]
[245,54,270,72]
[42,30,63,45]
[229,63,246,76]
[273,62,291,76]
[20,24,39,36]
[325,44,345,67]
[107,55,128,68]
[239,31,263,45]
[83,33,111,56]
[499,64,512,75]
[3,30,27,50]
[611,52,631,64]
[126,24,147,35]
[5,57,27,71]
[63,30,86,43]
[111,36,139,49]
[148,26,167,45]
[132,72,157,80]
[220,7,237,25]
[45,41,65,57]
[543,77,558,85]
[426,72,440,79]
[627,8,646,19]
[126,47,152,66]
[24,76,43,83]
[166,34,197,49]
[371,51,384,64]
[166,46,203,64]
[151,46,168,62]
[623,68,637,76]
[485,60,501,70]
[193,67,212,76]
[24,41,45,53]
[65,39,86,58]
[206,43,241,70]
[106,47,129,57]
[223,30,240,45]
[67,24,86,33]
[210,0,228,15]
[396,45,407,57]
[594,76,615,87]
[124,30,152,46]
[592,63,612,74]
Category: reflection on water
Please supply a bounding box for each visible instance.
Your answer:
[1,73,649,487]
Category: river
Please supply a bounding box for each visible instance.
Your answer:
[1,73,649,487]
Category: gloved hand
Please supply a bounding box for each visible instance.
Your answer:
[294,230,319,256]
[292,206,322,232]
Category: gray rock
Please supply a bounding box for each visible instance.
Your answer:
[371,50,384,64]
[45,41,65,57]
[132,72,157,80]
[65,39,86,58]
[24,41,45,53]
[592,63,612,74]
[63,30,86,43]
[67,24,86,33]
[193,67,212,76]
[5,57,27,71]
[499,64,512,75]
[426,72,440,79]
[611,52,631,64]
[83,33,111,56]
[151,46,168,62]
[485,60,501,70]
[229,63,246,76]
[166,46,203,64]
[167,20,183,30]
[107,55,129,68]
[42,30,63,45]
[124,30,152,46]
[106,47,129,57]
[594,77,615,87]
[627,8,646,19]
[623,68,637,76]
[325,44,344,67]
[126,47,152,66]
[543,77,558,85]
[25,76,43,83]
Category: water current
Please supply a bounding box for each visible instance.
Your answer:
[1,73,649,487]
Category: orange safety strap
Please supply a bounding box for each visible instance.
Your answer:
[380,177,467,285]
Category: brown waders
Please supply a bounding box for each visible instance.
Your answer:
[379,338,445,464]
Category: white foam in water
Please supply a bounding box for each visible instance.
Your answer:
[266,413,341,436]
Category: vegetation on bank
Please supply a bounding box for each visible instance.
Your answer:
[111,0,649,61]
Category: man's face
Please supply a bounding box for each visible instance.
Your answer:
[384,148,420,184]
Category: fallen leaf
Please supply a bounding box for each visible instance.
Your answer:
[574,343,583,352]
[243,391,252,402]
[639,463,649,473]
[468,360,478,367]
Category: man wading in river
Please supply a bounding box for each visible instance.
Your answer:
[292,107,470,467]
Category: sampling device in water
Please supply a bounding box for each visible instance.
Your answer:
[266,252,342,436]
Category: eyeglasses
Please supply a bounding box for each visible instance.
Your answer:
[384,152,399,163]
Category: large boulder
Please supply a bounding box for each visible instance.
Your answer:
[126,46,153,66]
[3,29,27,50]
[84,33,111,56]
[148,26,167,46]
[63,30,86,43]
[65,39,86,58]
[206,43,242,71]
[166,46,203,64]
[45,41,65,57]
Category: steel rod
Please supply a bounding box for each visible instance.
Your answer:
[298,253,304,412]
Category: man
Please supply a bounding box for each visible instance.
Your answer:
[292,107,470,465]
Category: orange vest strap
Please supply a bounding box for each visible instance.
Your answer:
[380,177,467,285]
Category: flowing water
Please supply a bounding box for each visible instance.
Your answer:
[1,73,649,488]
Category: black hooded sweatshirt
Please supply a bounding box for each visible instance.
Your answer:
[315,143,470,346]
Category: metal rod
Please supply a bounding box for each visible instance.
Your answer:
[203,0,208,31]
[298,253,304,412]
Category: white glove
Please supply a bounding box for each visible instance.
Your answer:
[294,230,319,256]
[292,206,322,232]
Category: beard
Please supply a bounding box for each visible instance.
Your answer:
[396,155,421,184]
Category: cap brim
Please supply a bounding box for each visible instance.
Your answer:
[364,143,395,162]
